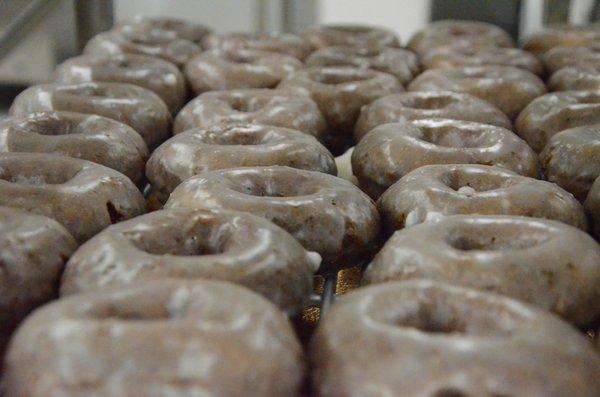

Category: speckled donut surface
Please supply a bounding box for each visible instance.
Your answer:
[115,16,210,44]
[165,166,379,272]
[354,91,511,141]
[3,280,304,396]
[516,90,600,152]
[0,153,146,242]
[352,119,539,198]
[548,65,600,91]
[0,207,77,340]
[54,54,186,114]
[278,66,402,151]
[378,164,586,232]
[84,30,201,67]
[541,124,600,201]
[302,24,400,49]
[311,279,600,396]
[61,208,318,313]
[0,111,148,185]
[184,49,302,95]
[203,32,311,60]
[408,20,514,56]
[173,88,327,140]
[147,124,337,202]
[544,45,600,75]
[408,65,546,119]
[305,46,419,85]
[522,24,600,55]
[421,45,544,76]
[9,82,171,150]
[364,215,600,325]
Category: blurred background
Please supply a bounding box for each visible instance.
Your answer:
[0,0,599,95]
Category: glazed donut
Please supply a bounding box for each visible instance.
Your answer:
[61,208,319,313]
[378,164,586,233]
[354,91,511,142]
[0,207,77,341]
[408,65,546,120]
[84,30,201,67]
[302,24,400,49]
[9,82,171,150]
[305,46,419,85]
[164,166,380,272]
[147,124,337,202]
[541,125,600,201]
[364,215,600,325]
[516,90,600,152]
[407,20,514,56]
[278,66,402,152]
[311,279,600,396]
[54,54,186,114]
[115,16,210,44]
[0,111,148,186]
[173,88,326,140]
[522,24,600,55]
[544,45,600,75]
[4,280,304,396]
[203,32,311,61]
[421,45,544,76]
[184,49,302,95]
[0,153,146,242]
[352,119,539,198]
[548,65,600,91]
[585,176,600,239]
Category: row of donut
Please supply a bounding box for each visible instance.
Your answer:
[2,17,600,395]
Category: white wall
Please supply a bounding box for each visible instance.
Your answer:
[318,0,431,45]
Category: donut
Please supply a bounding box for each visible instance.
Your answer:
[516,90,600,152]
[311,279,600,396]
[354,91,511,142]
[203,32,311,61]
[421,45,544,76]
[0,207,77,342]
[302,24,400,49]
[84,30,201,67]
[115,16,210,44]
[407,20,514,56]
[544,45,600,75]
[522,24,600,55]
[278,66,402,152]
[352,119,539,198]
[164,166,380,272]
[364,215,600,325]
[378,164,586,233]
[585,176,600,239]
[408,65,546,120]
[147,123,337,202]
[541,125,600,201]
[0,111,148,186]
[3,280,304,396]
[305,46,419,85]
[54,54,186,114]
[548,65,600,91]
[0,153,146,242]
[184,49,302,95]
[9,82,171,150]
[173,88,326,140]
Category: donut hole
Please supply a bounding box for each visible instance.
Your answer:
[432,388,469,397]
[227,97,267,113]
[14,116,79,136]
[446,230,547,251]
[0,167,79,185]
[198,125,270,145]
[310,69,371,85]
[225,174,314,198]
[419,125,486,148]
[329,25,372,35]
[405,95,455,110]
[129,232,227,256]
[87,303,172,320]
[442,170,510,193]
